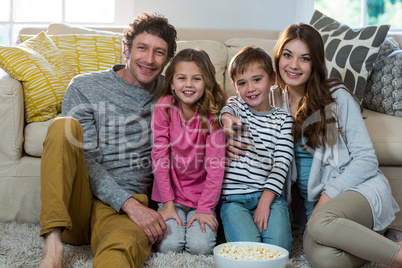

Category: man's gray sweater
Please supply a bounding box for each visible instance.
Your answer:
[62,65,164,212]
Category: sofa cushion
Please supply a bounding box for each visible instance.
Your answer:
[0,70,24,162]
[46,22,122,36]
[362,40,402,117]
[46,23,125,64]
[363,109,402,166]
[310,10,390,102]
[20,34,122,75]
[0,32,76,123]
[224,38,278,97]
[174,40,227,90]
[24,116,59,157]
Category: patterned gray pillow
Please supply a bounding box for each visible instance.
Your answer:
[375,38,400,61]
[362,40,402,117]
[310,10,390,102]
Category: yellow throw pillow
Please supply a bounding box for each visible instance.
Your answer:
[0,32,76,123]
[20,34,122,74]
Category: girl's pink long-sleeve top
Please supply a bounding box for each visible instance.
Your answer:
[151,96,226,214]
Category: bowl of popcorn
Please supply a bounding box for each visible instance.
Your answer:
[213,242,289,268]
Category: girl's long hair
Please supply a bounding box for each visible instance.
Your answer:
[161,48,228,132]
[274,23,356,149]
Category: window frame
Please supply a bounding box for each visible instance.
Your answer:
[0,0,134,46]
[314,0,402,32]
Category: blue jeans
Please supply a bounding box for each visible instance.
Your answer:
[295,141,317,221]
[297,174,317,221]
[220,192,292,253]
[155,203,217,255]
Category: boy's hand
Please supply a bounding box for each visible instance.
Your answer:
[187,213,219,233]
[253,190,275,233]
[221,113,241,137]
[232,123,249,133]
[221,113,247,160]
[159,201,183,227]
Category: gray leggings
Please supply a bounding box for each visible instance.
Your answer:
[304,190,399,268]
[154,202,217,255]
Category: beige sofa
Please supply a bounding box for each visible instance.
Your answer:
[0,23,401,235]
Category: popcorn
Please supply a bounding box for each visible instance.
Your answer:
[217,243,283,260]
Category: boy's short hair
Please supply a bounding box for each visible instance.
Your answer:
[228,46,274,82]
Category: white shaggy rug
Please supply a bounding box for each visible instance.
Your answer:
[0,222,391,268]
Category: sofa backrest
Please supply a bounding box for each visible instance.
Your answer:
[18,24,402,97]
[18,24,284,96]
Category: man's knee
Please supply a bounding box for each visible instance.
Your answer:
[47,117,83,145]
[50,117,80,131]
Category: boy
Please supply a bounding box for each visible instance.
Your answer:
[219,46,294,253]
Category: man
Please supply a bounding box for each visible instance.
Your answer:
[39,13,177,268]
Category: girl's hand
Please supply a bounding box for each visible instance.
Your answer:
[253,191,275,233]
[188,212,219,233]
[159,201,183,227]
[221,113,247,160]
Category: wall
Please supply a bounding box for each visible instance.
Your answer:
[118,0,314,31]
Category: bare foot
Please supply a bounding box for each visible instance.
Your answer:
[39,228,65,268]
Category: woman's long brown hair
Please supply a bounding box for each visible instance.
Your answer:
[274,23,350,149]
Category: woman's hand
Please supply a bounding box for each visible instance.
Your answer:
[187,213,219,233]
[307,193,331,225]
[159,201,183,227]
[221,113,247,160]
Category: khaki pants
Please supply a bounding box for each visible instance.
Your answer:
[304,190,399,267]
[40,117,151,268]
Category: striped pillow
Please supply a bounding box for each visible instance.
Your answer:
[0,32,76,123]
[20,34,122,74]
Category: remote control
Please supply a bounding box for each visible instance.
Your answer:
[232,123,249,132]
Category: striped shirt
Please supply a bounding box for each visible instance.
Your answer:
[221,96,294,196]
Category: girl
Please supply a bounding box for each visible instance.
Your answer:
[151,48,227,255]
[223,23,402,267]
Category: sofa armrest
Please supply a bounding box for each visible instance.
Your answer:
[0,69,24,162]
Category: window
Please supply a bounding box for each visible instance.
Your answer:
[314,0,402,29]
[0,0,126,46]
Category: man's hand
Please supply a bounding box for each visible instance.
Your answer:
[221,113,247,160]
[159,201,183,227]
[187,212,219,233]
[121,197,166,244]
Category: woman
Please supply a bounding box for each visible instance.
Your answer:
[221,23,402,267]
